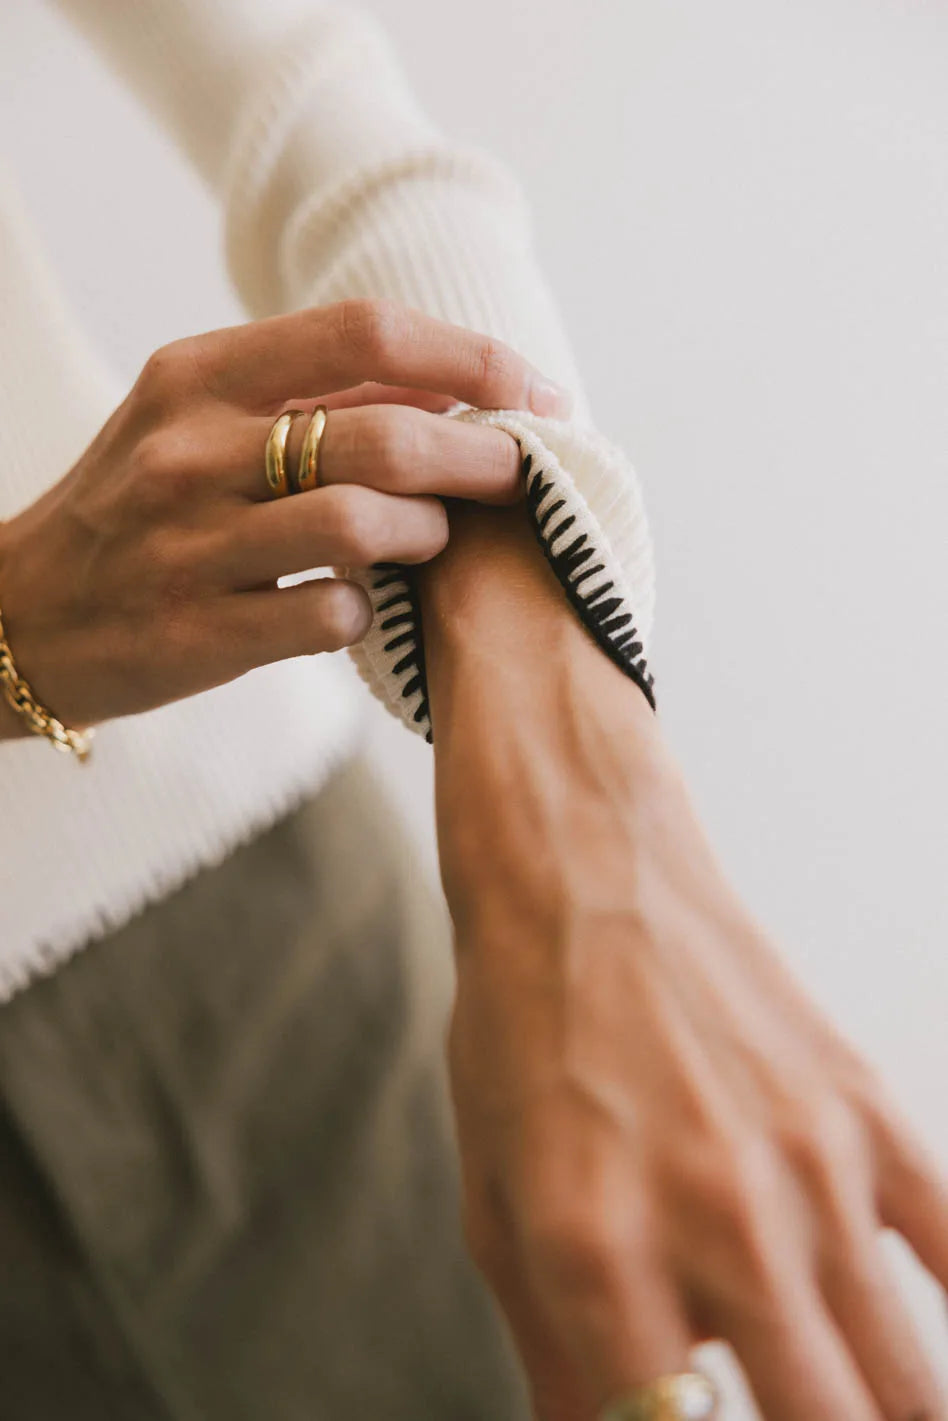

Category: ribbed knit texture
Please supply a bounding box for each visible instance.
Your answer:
[0,0,655,1001]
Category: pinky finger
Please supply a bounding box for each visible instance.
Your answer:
[213,579,372,677]
[874,1113,948,1291]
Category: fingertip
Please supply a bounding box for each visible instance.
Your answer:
[528,375,574,420]
[432,500,451,553]
[397,497,450,564]
[322,577,373,648]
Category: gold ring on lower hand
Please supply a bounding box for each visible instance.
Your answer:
[597,1372,719,1421]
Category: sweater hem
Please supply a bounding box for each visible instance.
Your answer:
[0,727,361,1008]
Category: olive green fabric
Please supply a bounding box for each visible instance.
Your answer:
[0,758,530,1421]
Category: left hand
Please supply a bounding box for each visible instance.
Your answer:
[0,300,567,738]
[419,506,948,1421]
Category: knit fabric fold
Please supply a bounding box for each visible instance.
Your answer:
[348,409,657,740]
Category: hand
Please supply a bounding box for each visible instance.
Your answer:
[0,299,570,737]
[420,507,948,1421]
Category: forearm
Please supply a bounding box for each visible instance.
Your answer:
[426,505,948,1421]
[53,0,587,409]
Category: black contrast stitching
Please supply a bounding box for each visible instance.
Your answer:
[522,451,657,710]
[369,563,432,743]
[368,446,655,741]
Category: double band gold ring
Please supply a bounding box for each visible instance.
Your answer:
[264,405,328,498]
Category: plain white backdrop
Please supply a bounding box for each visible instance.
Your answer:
[2,0,947,1404]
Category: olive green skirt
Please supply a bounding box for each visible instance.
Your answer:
[0,757,529,1420]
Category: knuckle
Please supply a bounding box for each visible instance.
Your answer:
[132,431,167,482]
[420,501,449,558]
[777,1100,865,1211]
[695,1144,781,1284]
[400,499,449,564]
[314,580,368,650]
[134,339,197,410]
[320,486,379,566]
[473,336,520,397]
[847,1064,903,1144]
[365,405,424,487]
[487,430,524,497]
[824,1036,888,1114]
[133,429,202,499]
[334,298,403,365]
[780,1128,837,1201]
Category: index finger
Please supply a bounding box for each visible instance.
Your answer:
[193,300,573,417]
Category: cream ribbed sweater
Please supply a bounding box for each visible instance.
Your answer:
[0,0,655,1000]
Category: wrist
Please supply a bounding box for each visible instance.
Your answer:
[0,694,30,744]
[0,516,91,749]
[418,501,659,761]
[417,504,678,933]
[0,525,28,743]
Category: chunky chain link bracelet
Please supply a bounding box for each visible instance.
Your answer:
[0,603,93,761]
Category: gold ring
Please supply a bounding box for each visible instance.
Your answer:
[598,1373,718,1421]
[297,405,328,494]
[264,409,306,498]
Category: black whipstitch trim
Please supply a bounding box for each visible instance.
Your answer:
[522,451,657,711]
[370,563,432,743]
[367,446,654,740]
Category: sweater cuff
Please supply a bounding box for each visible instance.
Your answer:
[346,410,657,741]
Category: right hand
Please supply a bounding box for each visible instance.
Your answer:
[0,298,570,735]
[420,507,948,1421]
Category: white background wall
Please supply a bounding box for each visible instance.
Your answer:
[3,0,947,1404]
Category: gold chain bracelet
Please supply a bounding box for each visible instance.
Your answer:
[0,604,93,762]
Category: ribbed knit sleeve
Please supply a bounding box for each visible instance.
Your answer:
[51,1,587,392]
[52,0,657,734]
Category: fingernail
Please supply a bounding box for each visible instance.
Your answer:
[528,375,574,419]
